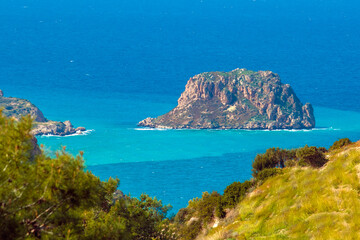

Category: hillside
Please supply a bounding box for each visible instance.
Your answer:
[0,90,86,136]
[139,69,315,130]
[1,109,359,239]
[193,141,360,239]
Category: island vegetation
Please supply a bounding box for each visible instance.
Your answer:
[0,111,358,239]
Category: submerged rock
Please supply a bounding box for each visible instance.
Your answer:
[138,68,315,130]
[0,89,86,136]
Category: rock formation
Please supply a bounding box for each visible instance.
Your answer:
[138,68,315,130]
[0,90,86,136]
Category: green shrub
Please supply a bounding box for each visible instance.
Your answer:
[180,220,202,240]
[329,138,352,151]
[296,145,328,168]
[222,181,254,209]
[252,148,296,176]
[175,208,189,224]
[257,168,283,181]
[175,191,222,239]
[196,191,222,224]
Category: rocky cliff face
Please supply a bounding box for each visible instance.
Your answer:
[0,90,86,136]
[138,69,315,130]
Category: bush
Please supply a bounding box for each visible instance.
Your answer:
[296,145,328,168]
[196,191,222,224]
[257,168,283,181]
[175,208,189,224]
[175,191,222,239]
[180,220,202,240]
[329,138,352,151]
[252,148,296,176]
[222,181,254,209]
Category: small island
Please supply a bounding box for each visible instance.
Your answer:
[0,89,86,136]
[138,68,315,130]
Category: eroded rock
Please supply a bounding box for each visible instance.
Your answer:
[138,68,315,130]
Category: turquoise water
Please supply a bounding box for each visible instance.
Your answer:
[1,0,360,212]
[36,93,360,211]
[39,105,360,166]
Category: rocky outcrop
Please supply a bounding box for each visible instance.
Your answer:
[0,90,86,136]
[30,120,86,136]
[138,68,315,130]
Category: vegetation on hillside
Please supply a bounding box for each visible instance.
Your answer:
[182,139,358,239]
[0,112,173,239]
[1,110,357,239]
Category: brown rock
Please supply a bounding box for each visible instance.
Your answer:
[76,127,86,132]
[138,68,315,130]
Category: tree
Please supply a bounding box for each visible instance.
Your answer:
[252,148,295,176]
[0,112,173,239]
[329,138,352,151]
[222,181,253,209]
[296,145,328,168]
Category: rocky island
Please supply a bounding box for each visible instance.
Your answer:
[139,68,315,130]
[0,89,86,136]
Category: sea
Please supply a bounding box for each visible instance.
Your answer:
[1,0,360,213]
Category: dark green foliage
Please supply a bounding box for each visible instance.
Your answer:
[256,168,283,182]
[194,191,221,224]
[174,208,189,224]
[318,147,328,153]
[222,181,254,209]
[252,148,296,176]
[329,138,352,151]
[215,199,226,219]
[180,220,202,240]
[296,145,328,168]
[84,194,173,240]
[252,145,328,177]
[174,191,222,240]
[0,112,172,239]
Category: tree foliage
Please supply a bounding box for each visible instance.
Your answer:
[221,181,253,209]
[174,191,222,240]
[252,145,328,176]
[0,112,172,239]
[296,145,328,168]
[329,138,352,151]
[252,147,296,176]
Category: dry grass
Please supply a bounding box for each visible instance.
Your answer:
[204,142,360,240]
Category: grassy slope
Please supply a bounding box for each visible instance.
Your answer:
[204,142,360,240]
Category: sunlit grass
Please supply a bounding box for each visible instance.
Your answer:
[205,143,360,239]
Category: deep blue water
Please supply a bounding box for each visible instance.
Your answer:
[1,0,360,212]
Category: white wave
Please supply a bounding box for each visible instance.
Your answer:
[133,127,339,132]
[39,129,95,138]
[133,127,169,131]
[239,127,339,132]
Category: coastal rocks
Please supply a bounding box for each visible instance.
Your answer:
[0,91,47,122]
[76,127,86,132]
[138,68,316,130]
[138,117,157,128]
[0,89,86,136]
[30,120,86,136]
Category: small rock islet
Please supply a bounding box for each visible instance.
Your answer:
[139,68,315,130]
